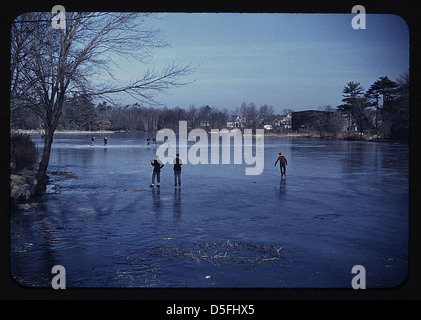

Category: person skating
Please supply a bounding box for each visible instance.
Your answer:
[103,137,108,146]
[173,153,183,187]
[274,152,288,177]
[150,155,164,187]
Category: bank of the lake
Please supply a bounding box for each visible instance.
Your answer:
[12,128,404,143]
[11,129,115,135]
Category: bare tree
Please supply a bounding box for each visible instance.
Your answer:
[10,12,195,195]
[323,106,345,137]
[282,108,294,116]
[312,106,345,138]
[259,104,275,124]
[240,102,259,129]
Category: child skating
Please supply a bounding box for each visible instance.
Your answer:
[274,152,288,178]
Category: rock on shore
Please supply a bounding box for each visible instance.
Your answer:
[10,169,77,210]
[10,169,38,204]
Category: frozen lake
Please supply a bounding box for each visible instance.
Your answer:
[10,133,409,288]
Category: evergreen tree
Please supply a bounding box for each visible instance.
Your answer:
[338,81,369,132]
[60,96,97,130]
[366,76,399,137]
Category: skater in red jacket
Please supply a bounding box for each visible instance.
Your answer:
[274,152,288,177]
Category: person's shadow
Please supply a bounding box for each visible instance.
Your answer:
[173,187,182,219]
[152,187,161,214]
[279,177,287,198]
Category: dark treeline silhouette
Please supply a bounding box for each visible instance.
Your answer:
[336,73,409,140]
[11,100,281,133]
[11,73,409,140]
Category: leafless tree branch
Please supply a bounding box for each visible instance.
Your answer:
[10,12,195,194]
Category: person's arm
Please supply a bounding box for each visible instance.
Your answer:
[274,157,279,166]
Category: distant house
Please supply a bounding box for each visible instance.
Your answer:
[280,114,292,130]
[199,120,210,128]
[263,124,273,130]
[273,114,292,131]
[226,115,242,129]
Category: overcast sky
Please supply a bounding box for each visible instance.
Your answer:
[113,13,409,113]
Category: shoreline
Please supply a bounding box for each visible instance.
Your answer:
[11,129,115,135]
[10,129,406,143]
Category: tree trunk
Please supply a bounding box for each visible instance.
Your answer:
[34,128,54,196]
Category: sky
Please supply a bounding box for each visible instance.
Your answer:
[112,13,409,114]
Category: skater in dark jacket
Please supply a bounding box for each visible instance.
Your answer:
[173,153,183,187]
[274,152,288,177]
[150,155,164,187]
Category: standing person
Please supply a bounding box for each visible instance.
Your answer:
[150,155,164,188]
[91,136,95,147]
[103,137,108,146]
[173,153,183,187]
[274,152,288,177]
[146,138,150,145]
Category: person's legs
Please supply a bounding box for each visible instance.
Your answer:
[151,171,156,186]
[174,172,177,186]
[177,171,181,186]
[157,172,161,186]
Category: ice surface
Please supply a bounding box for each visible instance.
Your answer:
[10,133,409,288]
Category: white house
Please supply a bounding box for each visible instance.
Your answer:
[226,115,242,129]
[274,114,292,130]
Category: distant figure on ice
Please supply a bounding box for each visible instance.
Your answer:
[152,138,156,145]
[103,137,108,146]
[274,152,288,177]
[90,136,95,147]
[146,138,150,145]
[173,153,183,187]
[150,155,164,188]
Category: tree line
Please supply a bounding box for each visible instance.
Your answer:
[337,73,409,140]
[11,72,409,140]
[12,72,409,141]
[290,73,409,140]
[11,99,287,132]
